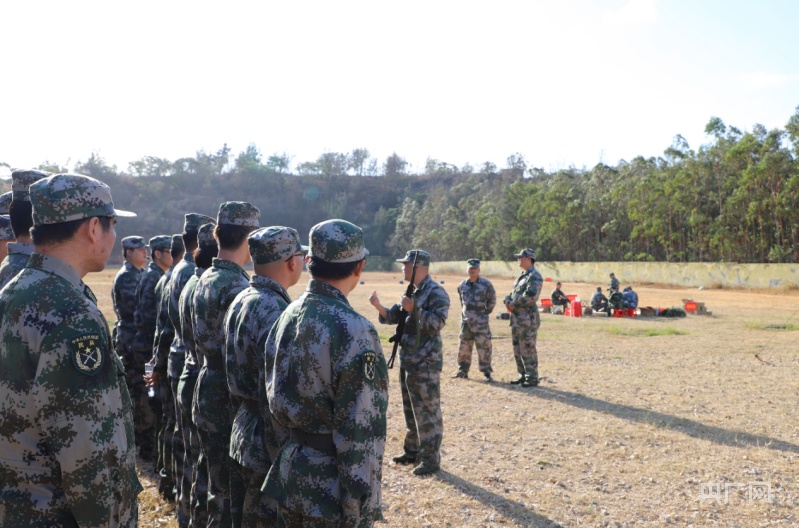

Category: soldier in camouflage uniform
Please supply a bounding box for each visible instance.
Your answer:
[193,201,260,528]
[225,226,306,527]
[503,248,543,388]
[264,219,388,528]
[132,235,173,461]
[148,234,185,500]
[0,173,141,526]
[0,169,49,288]
[112,236,148,401]
[179,223,217,528]
[370,249,449,477]
[0,215,13,262]
[452,258,496,381]
[0,190,11,214]
[164,214,215,527]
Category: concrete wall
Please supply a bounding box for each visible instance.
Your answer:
[431,261,799,290]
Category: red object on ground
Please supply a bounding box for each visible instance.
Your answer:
[684,301,697,312]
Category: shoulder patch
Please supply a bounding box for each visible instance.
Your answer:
[69,333,105,376]
[363,350,376,381]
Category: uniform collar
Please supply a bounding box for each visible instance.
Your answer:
[212,258,249,279]
[306,278,349,305]
[250,274,291,303]
[6,241,34,256]
[27,252,84,291]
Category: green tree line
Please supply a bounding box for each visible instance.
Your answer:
[4,108,799,264]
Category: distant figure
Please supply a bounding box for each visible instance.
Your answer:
[609,272,620,293]
[623,286,638,309]
[503,248,543,388]
[453,258,496,382]
[550,281,570,311]
[590,287,609,314]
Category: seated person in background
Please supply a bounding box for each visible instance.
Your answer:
[608,289,624,311]
[590,287,609,314]
[550,282,570,309]
[622,286,638,309]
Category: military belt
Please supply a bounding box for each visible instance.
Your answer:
[203,355,224,370]
[465,304,486,310]
[290,429,336,452]
[405,328,437,336]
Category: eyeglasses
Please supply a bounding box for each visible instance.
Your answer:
[285,251,305,262]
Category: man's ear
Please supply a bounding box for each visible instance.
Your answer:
[354,259,367,277]
[83,217,102,245]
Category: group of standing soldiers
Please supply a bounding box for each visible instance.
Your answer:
[0,168,549,528]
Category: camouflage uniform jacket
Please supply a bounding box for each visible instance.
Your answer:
[224,274,291,472]
[179,269,203,376]
[380,274,450,372]
[0,241,34,289]
[151,268,174,371]
[504,265,543,328]
[133,262,165,353]
[192,258,249,431]
[264,279,388,526]
[457,276,496,330]
[0,253,141,527]
[590,291,607,307]
[111,261,143,343]
[166,254,196,377]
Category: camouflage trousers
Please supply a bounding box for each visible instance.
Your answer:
[237,461,277,528]
[277,508,349,528]
[168,370,186,526]
[511,316,540,378]
[155,363,175,499]
[193,367,237,527]
[177,368,207,528]
[399,367,442,468]
[121,344,157,460]
[457,322,492,374]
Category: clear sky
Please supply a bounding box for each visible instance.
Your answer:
[1,0,797,177]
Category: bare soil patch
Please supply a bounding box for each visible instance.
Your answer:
[89,269,799,527]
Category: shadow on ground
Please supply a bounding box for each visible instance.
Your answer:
[499,385,799,454]
[434,469,561,528]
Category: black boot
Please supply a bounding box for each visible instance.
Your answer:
[522,376,539,388]
[510,374,526,385]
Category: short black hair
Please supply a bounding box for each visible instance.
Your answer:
[9,200,33,239]
[193,242,218,269]
[31,216,113,246]
[307,256,363,281]
[171,245,185,261]
[182,229,199,253]
[214,224,254,251]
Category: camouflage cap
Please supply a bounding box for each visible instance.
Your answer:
[30,173,135,226]
[0,192,12,214]
[249,226,308,265]
[217,201,260,228]
[197,223,216,247]
[396,249,431,266]
[172,234,185,252]
[149,235,172,252]
[309,219,368,263]
[0,215,13,240]
[513,248,536,259]
[121,236,148,250]
[184,212,215,232]
[11,169,50,202]
[466,258,480,268]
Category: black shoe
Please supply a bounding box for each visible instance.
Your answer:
[450,371,468,379]
[412,461,440,476]
[510,375,526,385]
[484,372,493,382]
[392,453,418,465]
[521,376,539,388]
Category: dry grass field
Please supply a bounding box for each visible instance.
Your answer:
[87,268,799,527]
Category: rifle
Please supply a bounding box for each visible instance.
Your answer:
[387,251,419,369]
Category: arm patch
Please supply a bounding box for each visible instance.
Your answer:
[69,333,105,376]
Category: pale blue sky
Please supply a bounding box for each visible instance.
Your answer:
[1,0,797,176]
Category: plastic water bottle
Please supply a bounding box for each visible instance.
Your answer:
[144,363,155,398]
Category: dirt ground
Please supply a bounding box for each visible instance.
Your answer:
[88,269,799,527]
